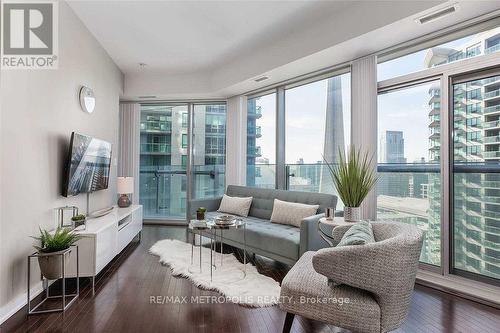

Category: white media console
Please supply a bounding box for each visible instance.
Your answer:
[66,205,143,293]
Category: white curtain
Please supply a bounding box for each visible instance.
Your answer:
[119,103,141,204]
[351,55,378,220]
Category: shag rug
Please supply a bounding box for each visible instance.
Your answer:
[150,239,281,307]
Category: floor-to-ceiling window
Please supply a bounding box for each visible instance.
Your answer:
[246,93,276,189]
[378,24,500,280]
[139,102,226,221]
[284,73,351,208]
[452,73,500,281]
[377,82,442,266]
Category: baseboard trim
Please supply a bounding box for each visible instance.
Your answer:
[416,270,500,309]
[0,281,45,325]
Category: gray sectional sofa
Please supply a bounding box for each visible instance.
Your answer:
[189,185,337,265]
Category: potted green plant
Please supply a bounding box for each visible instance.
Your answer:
[196,207,207,220]
[32,227,82,279]
[71,214,86,229]
[324,147,378,222]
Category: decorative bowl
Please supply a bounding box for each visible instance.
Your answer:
[214,214,236,225]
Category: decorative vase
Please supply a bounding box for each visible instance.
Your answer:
[196,211,205,220]
[37,250,71,280]
[118,194,131,208]
[344,207,361,222]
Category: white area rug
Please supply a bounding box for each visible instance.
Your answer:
[150,239,281,307]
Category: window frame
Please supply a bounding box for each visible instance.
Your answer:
[378,44,500,279]
[246,66,351,190]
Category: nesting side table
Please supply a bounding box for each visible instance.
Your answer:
[318,217,355,246]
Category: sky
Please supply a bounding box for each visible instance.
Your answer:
[254,74,351,164]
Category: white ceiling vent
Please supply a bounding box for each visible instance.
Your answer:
[254,76,269,83]
[138,95,157,99]
[416,4,458,25]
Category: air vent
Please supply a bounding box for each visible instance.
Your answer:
[416,4,458,25]
[254,76,269,83]
[138,95,157,99]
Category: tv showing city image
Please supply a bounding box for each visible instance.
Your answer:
[63,132,112,197]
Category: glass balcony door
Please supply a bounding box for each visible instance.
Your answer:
[140,104,189,220]
[139,102,226,222]
[190,103,227,201]
[451,72,500,282]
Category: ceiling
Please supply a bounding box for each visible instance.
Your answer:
[67,1,350,75]
[67,1,500,100]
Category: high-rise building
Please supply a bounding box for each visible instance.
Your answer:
[380,131,406,163]
[378,131,410,198]
[425,28,500,278]
[246,99,263,187]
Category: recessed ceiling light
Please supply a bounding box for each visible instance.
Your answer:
[254,76,269,83]
[416,4,459,25]
[139,63,147,70]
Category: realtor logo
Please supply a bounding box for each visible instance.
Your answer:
[1,1,58,69]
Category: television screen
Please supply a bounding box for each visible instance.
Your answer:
[63,132,112,197]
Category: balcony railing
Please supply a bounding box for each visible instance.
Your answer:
[484,89,500,99]
[484,135,500,144]
[248,106,262,118]
[140,121,172,132]
[140,143,171,154]
[205,124,225,134]
[484,120,500,129]
[247,126,262,137]
[485,44,500,54]
[484,104,500,115]
[139,165,225,218]
[484,151,500,159]
[247,146,261,157]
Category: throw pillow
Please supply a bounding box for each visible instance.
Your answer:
[337,221,375,247]
[270,199,319,227]
[217,194,253,217]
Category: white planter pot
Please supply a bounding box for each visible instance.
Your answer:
[344,207,362,222]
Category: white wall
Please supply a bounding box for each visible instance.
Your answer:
[0,1,123,323]
[225,96,247,187]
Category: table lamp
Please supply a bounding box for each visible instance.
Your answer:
[117,177,134,208]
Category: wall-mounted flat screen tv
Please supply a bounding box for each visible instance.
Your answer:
[63,132,112,197]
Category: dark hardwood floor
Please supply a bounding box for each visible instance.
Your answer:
[2,225,500,333]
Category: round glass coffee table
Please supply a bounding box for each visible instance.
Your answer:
[188,219,247,281]
[206,219,247,281]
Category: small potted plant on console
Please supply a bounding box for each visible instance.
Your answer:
[71,214,87,230]
[32,227,82,280]
[196,207,207,220]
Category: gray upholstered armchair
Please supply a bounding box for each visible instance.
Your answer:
[279,222,424,333]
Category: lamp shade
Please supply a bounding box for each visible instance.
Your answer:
[117,177,134,194]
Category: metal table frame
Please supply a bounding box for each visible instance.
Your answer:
[188,220,247,281]
[189,223,215,280]
[27,245,79,315]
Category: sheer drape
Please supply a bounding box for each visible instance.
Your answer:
[119,103,140,204]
